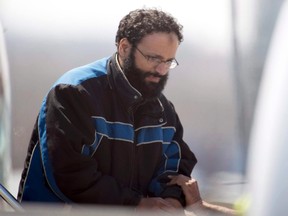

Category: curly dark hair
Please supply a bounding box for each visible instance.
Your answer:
[115,8,183,47]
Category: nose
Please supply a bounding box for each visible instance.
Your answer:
[155,62,169,76]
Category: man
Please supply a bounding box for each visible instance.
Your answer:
[17,8,197,212]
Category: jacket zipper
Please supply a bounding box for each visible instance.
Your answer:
[128,101,143,190]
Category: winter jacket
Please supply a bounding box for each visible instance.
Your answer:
[18,54,197,206]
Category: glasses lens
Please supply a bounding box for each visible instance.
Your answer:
[169,60,178,69]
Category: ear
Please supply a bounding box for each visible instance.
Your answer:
[118,38,132,59]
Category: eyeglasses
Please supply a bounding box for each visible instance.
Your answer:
[134,46,179,69]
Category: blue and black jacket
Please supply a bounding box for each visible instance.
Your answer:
[17,54,197,206]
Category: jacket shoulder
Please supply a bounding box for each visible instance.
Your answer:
[53,57,110,87]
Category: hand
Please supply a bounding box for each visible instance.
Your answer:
[166,174,202,206]
[164,197,182,208]
[164,198,186,216]
[136,197,177,214]
[167,175,237,215]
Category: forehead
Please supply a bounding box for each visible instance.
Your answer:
[138,32,179,55]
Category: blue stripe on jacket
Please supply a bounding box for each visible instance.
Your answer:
[80,116,180,196]
[82,116,134,156]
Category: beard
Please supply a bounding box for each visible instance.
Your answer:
[122,51,168,99]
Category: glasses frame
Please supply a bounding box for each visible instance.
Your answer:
[134,46,179,69]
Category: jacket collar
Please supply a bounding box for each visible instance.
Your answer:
[107,53,165,124]
[107,53,143,112]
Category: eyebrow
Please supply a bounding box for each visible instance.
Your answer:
[147,53,175,61]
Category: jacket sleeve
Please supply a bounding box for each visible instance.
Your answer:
[149,101,197,206]
[40,84,141,205]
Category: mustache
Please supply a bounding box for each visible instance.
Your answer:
[144,72,166,78]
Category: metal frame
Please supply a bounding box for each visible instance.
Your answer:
[0,183,23,211]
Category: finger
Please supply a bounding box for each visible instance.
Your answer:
[167,177,184,186]
[166,175,178,185]
[158,202,177,214]
[167,175,177,181]
[154,198,175,210]
[171,176,190,186]
[166,179,175,185]
[185,178,197,185]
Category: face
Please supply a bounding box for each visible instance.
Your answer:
[120,32,179,99]
[122,50,168,99]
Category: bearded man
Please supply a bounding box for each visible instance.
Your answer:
[18,8,197,213]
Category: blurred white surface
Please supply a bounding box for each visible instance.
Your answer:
[246,0,288,215]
